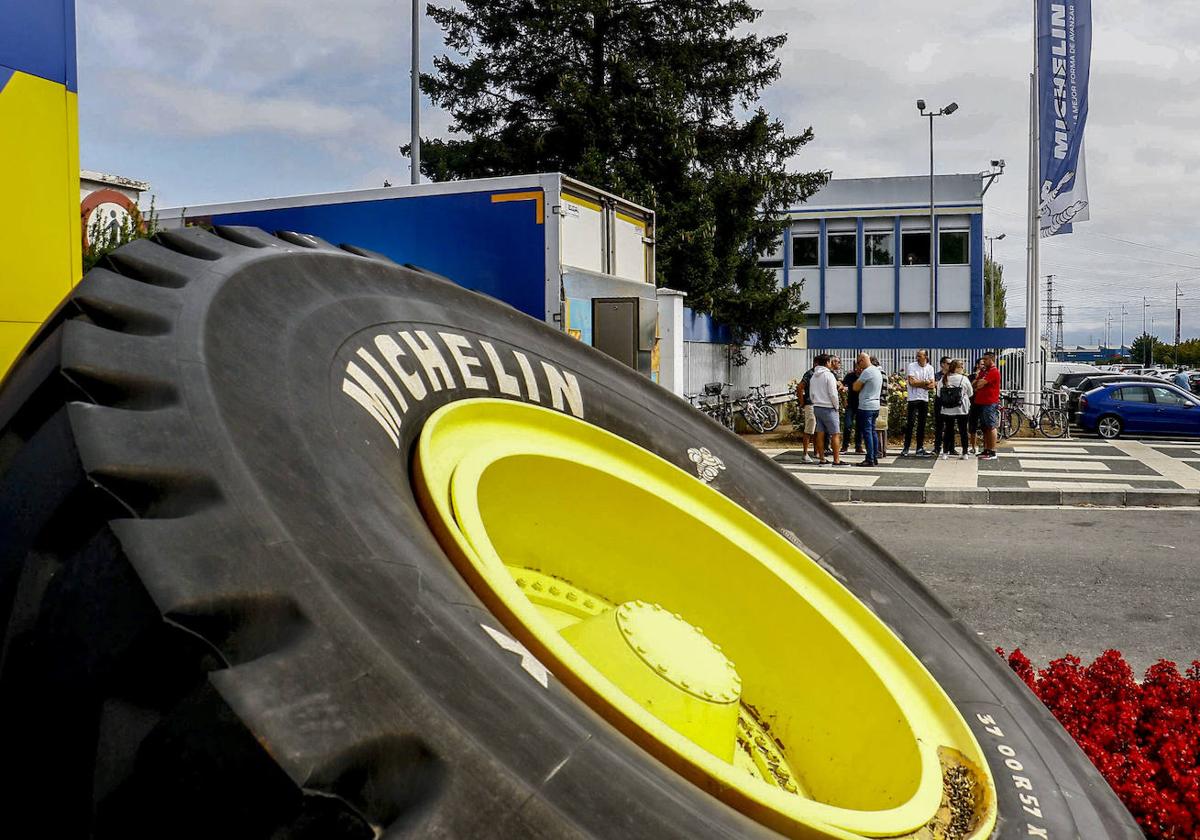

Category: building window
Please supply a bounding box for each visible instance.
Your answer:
[826,313,856,328]
[759,257,783,269]
[792,235,818,267]
[900,232,930,266]
[940,231,969,265]
[865,233,893,267]
[864,313,895,328]
[827,233,856,267]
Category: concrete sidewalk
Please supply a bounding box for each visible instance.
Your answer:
[760,435,1200,507]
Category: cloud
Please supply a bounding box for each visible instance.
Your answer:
[75,0,1200,343]
[116,75,363,138]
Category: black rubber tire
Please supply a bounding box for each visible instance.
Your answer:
[759,403,780,433]
[1097,414,1123,440]
[0,227,1140,839]
[1001,407,1023,440]
[1038,408,1069,439]
[742,404,766,434]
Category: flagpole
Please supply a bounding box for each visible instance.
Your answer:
[1024,3,1042,409]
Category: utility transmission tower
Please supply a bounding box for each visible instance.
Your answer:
[1044,274,1055,346]
[1054,305,1064,357]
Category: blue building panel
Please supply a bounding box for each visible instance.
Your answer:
[892,216,902,325]
[0,0,77,91]
[817,218,828,328]
[805,326,1025,351]
[205,190,548,321]
[682,307,733,344]
[855,217,864,328]
[970,214,985,328]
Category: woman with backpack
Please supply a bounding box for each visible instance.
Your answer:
[937,359,974,459]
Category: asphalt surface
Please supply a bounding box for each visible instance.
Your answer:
[850,505,1200,677]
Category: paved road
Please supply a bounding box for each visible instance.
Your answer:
[850,505,1200,676]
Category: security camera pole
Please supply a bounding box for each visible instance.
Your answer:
[917,100,958,328]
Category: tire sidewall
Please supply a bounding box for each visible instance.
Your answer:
[191,250,1130,838]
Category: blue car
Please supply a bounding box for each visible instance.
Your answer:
[1078,381,1200,439]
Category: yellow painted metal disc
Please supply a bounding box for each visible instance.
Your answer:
[413,398,996,839]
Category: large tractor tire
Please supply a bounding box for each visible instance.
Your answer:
[0,227,1139,839]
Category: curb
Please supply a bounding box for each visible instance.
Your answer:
[828,487,1200,507]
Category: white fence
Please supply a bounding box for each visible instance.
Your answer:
[682,342,1015,399]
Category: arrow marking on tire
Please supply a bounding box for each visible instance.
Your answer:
[481,624,550,688]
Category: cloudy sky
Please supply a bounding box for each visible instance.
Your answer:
[77,1,1200,346]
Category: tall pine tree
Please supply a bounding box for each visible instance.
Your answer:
[414,0,827,352]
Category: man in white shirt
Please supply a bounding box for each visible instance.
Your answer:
[808,354,847,466]
[901,349,936,457]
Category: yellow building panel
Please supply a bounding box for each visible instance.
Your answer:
[0,321,39,376]
[0,70,79,374]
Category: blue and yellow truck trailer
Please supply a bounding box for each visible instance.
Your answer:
[160,175,661,377]
[0,0,80,374]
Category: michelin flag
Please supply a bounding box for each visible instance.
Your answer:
[1038,0,1091,236]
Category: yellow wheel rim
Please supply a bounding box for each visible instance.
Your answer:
[414,399,996,839]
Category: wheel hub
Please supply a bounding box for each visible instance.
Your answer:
[413,398,996,839]
[563,600,741,760]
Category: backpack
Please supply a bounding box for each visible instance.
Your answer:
[938,375,964,409]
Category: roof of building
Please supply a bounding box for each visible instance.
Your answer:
[81,170,151,191]
[789,173,983,217]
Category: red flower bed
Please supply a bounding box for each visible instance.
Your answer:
[998,648,1200,839]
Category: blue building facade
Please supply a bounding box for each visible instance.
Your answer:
[686,174,1024,350]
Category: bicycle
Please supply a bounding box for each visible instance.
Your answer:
[740,384,780,433]
[998,390,1070,439]
[685,382,736,431]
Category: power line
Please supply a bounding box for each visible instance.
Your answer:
[989,206,1200,264]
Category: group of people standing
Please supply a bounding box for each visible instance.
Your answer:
[794,352,884,467]
[794,350,1003,466]
[900,350,1001,460]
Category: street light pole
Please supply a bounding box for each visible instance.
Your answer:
[1143,297,1150,365]
[918,100,958,328]
[411,0,422,184]
[1175,283,1183,350]
[1121,303,1127,354]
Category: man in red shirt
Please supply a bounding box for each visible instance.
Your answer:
[972,352,1002,460]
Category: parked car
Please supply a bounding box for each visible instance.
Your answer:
[1053,371,1102,391]
[1190,372,1200,395]
[1044,362,1101,387]
[1077,381,1200,439]
[1063,373,1164,418]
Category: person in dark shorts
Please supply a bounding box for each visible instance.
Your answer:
[808,354,847,466]
[972,352,1002,460]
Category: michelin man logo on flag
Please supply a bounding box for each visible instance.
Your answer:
[1038,0,1091,237]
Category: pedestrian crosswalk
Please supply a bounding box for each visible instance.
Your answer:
[770,433,1200,492]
